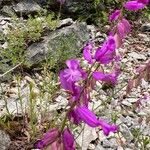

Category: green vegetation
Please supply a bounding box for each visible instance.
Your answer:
[0,13,58,66]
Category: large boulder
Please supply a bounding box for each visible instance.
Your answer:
[13,0,42,15]
[26,22,90,69]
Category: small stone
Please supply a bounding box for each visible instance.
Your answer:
[147,48,150,57]
[58,18,74,28]
[122,100,132,107]
[117,146,124,150]
[0,130,11,150]
[24,76,36,85]
[88,143,95,149]
[120,124,133,142]
[95,145,105,150]
[141,23,150,32]
[141,79,149,89]
[103,138,118,149]
[127,98,138,103]
[128,52,146,60]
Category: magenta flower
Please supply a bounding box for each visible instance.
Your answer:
[98,119,118,136]
[62,128,75,150]
[60,70,75,92]
[109,9,121,22]
[93,65,120,85]
[68,109,82,125]
[113,18,131,48]
[94,36,116,64]
[83,42,94,64]
[124,0,147,10]
[36,128,60,149]
[114,33,123,48]
[117,18,131,39]
[75,106,100,127]
[73,106,118,135]
[92,71,118,85]
[62,59,86,82]
[138,0,149,4]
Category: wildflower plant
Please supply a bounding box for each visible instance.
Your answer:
[36,0,149,149]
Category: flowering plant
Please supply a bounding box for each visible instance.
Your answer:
[36,0,149,149]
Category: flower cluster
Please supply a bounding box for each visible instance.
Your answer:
[36,0,149,149]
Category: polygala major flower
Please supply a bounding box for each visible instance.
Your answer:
[62,59,86,82]
[62,128,75,150]
[74,106,118,135]
[83,42,94,64]
[113,18,131,48]
[36,128,60,149]
[124,0,148,10]
[92,71,118,85]
[117,18,131,39]
[75,106,100,127]
[109,9,121,22]
[138,0,149,4]
[94,35,116,64]
[98,119,118,136]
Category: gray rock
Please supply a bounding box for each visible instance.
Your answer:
[141,23,150,32]
[128,52,146,60]
[26,22,90,68]
[13,0,42,14]
[138,33,150,42]
[148,48,150,57]
[103,138,118,149]
[120,124,134,142]
[0,130,11,150]
[1,6,15,17]
[58,18,74,28]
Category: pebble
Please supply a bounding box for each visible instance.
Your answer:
[0,130,11,150]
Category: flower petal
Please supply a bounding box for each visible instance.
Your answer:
[109,9,121,22]
[62,128,75,150]
[36,128,59,149]
[66,59,80,70]
[75,106,99,127]
[83,43,94,64]
[98,119,118,136]
[94,36,116,64]
[124,1,145,10]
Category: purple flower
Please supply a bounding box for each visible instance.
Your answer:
[71,106,118,136]
[63,59,84,82]
[83,42,94,64]
[75,106,99,127]
[60,70,81,102]
[60,70,75,92]
[62,128,75,150]
[92,65,120,85]
[117,18,131,39]
[61,59,87,83]
[94,36,116,64]
[92,71,118,85]
[138,0,149,4]
[98,119,118,136]
[124,1,146,10]
[36,128,59,149]
[109,10,121,22]
[68,109,82,125]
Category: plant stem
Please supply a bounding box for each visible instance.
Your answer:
[60,62,100,132]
